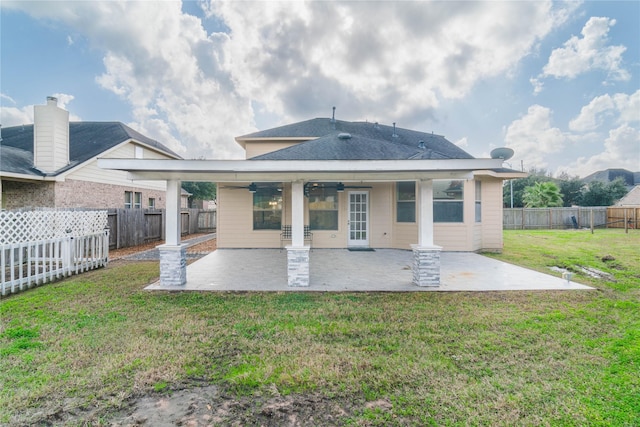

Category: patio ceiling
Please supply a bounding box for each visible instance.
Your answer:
[97,158,510,182]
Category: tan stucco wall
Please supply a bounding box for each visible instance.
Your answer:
[478,178,504,252]
[244,141,304,159]
[217,178,505,252]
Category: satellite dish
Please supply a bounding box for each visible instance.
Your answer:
[490,147,514,160]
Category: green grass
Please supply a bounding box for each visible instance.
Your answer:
[1,229,638,425]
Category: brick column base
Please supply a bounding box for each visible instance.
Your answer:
[158,244,187,286]
[411,244,442,287]
[286,246,310,287]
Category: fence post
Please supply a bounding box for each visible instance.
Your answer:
[624,209,628,234]
[590,209,594,234]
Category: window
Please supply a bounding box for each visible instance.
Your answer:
[475,181,482,223]
[148,197,156,210]
[396,182,416,223]
[253,185,282,230]
[308,184,338,230]
[124,191,132,209]
[134,192,142,209]
[134,146,143,159]
[434,180,464,222]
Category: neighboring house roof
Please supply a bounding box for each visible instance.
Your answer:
[582,168,638,187]
[1,122,181,178]
[616,185,640,206]
[243,118,474,161]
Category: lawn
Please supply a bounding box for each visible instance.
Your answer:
[1,229,638,426]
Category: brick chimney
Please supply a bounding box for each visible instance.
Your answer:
[34,96,69,173]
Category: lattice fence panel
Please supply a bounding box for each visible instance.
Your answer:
[0,210,108,245]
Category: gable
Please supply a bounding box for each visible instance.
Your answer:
[1,122,181,177]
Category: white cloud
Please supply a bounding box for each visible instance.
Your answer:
[504,105,567,170]
[1,92,81,126]
[567,124,640,177]
[1,105,33,127]
[454,137,468,148]
[569,90,639,132]
[541,16,630,82]
[4,0,578,159]
[212,0,571,122]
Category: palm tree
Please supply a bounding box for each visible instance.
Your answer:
[522,182,563,208]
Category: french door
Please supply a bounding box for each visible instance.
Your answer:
[348,191,369,246]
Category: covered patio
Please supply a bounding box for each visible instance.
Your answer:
[99,158,509,289]
[145,249,593,292]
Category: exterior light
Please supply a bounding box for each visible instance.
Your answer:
[336,183,345,192]
[248,183,257,193]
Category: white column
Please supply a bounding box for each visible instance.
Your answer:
[287,180,310,286]
[165,179,181,246]
[413,179,441,286]
[418,179,434,247]
[158,179,186,286]
[291,180,304,247]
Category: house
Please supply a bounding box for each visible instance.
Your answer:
[616,185,640,206]
[582,168,640,190]
[98,115,525,288]
[0,96,181,210]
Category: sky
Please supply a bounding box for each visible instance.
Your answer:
[1,0,639,178]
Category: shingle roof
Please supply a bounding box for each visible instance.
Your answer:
[1,122,180,177]
[246,118,473,161]
[582,168,637,187]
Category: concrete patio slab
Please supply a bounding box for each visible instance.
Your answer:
[145,249,594,292]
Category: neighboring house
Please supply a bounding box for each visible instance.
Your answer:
[0,96,181,210]
[616,185,640,206]
[99,115,525,288]
[582,168,640,190]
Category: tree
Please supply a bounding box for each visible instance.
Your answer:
[182,182,217,208]
[522,181,563,208]
[557,173,585,207]
[580,178,628,206]
[503,168,552,208]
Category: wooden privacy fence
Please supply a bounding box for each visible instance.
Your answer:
[606,207,640,229]
[504,207,639,230]
[107,208,216,249]
[1,210,109,296]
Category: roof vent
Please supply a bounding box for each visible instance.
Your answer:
[331,106,336,123]
[338,132,352,140]
[392,122,398,138]
[418,140,426,149]
[374,122,380,130]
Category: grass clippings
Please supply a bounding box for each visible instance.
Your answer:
[0,229,638,426]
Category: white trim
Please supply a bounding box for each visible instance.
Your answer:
[97,158,500,182]
[347,191,369,247]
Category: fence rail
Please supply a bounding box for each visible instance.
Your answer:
[1,231,109,296]
[503,207,639,230]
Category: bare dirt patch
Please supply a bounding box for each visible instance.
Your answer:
[103,386,357,426]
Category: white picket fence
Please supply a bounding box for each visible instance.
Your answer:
[1,210,109,296]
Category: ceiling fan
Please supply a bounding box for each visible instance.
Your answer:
[222,183,282,193]
[305,182,372,194]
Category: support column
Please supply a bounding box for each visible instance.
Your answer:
[291,180,304,247]
[413,179,442,287]
[165,179,181,246]
[158,179,187,286]
[287,180,310,286]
